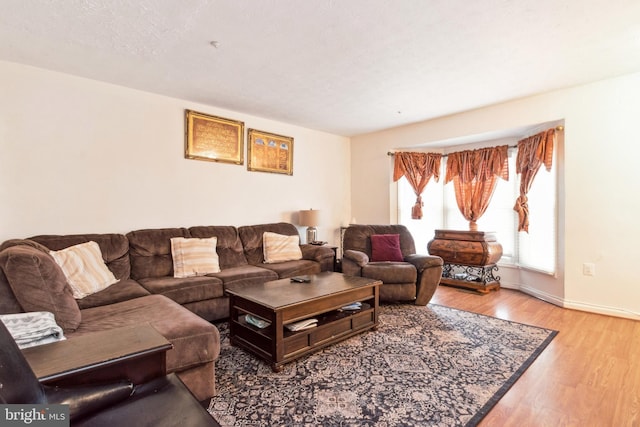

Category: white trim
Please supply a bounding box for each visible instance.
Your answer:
[562,300,640,321]
[497,281,519,290]
[516,284,640,321]
[518,284,565,307]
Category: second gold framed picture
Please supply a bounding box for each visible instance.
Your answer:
[247,129,294,175]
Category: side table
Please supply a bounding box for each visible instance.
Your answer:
[22,324,172,387]
[326,245,340,271]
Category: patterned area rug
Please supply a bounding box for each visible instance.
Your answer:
[207,304,557,426]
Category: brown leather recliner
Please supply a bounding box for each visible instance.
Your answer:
[0,320,220,427]
[342,225,443,305]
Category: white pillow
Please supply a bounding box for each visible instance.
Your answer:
[49,241,119,299]
[170,237,220,278]
[263,232,302,264]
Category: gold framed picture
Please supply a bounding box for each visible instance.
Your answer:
[247,129,294,175]
[184,110,244,164]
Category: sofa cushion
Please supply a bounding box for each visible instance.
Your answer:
[138,276,224,305]
[0,245,81,332]
[263,232,302,263]
[188,226,249,269]
[70,295,220,374]
[206,265,277,287]
[259,259,320,278]
[370,234,404,262]
[127,228,190,279]
[30,234,132,281]
[49,241,119,299]
[362,262,417,284]
[170,237,220,278]
[76,279,151,310]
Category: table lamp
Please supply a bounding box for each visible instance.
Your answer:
[299,209,320,243]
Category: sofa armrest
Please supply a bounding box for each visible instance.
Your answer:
[300,244,333,262]
[404,254,443,305]
[300,244,335,272]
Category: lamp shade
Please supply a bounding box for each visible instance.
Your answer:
[299,209,320,227]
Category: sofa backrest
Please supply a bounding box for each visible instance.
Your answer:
[29,233,131,281]
[237,222,301,265]
[0,243,81,331]
[0,266,22,314]
[0,239,51,315]
[127,228,190,279]
[343,225,417,258]
[188,226,248,269]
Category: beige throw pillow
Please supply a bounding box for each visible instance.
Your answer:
[49,241,119,299]
[263,232,302,263]
[170,237,220,278]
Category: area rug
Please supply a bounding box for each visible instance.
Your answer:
[207,304,557,426]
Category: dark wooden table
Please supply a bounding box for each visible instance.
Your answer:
[226,271,381,371]
[23,324,172,387]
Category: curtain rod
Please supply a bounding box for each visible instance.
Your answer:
[388,146,516,157]
[387,125,564,156]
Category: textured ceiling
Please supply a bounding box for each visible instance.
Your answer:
[1,0,640,136]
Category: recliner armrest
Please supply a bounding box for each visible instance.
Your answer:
[44,380,134,422]
[343,250,369,267]
[404,254,443,272]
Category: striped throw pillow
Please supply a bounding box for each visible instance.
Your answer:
[170,237,220,278]
[263,232,302,264]
[49,241,119,299]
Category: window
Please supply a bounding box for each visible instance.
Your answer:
[398,145,557,274]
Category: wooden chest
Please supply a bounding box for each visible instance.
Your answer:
[427,230,502,266]
[428,230,502,293]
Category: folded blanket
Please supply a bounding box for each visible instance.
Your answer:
[0,311,66,349]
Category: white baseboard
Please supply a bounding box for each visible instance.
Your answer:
[516,284,565,307]
[561,300,640,321]
[514,284,640,321]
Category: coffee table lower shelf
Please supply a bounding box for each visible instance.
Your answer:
[231,308,376,371]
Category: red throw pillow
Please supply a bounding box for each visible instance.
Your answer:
[370,234,404,262]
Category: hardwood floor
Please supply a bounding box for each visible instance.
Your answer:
[430,285,640,427]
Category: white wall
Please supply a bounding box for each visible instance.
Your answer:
[351,72,640,320]
[0,61,350,246]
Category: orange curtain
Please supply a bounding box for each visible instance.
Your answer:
[393,152,442,219]
[513,128,555,232]
[445,145,509,231]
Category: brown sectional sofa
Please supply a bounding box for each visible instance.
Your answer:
[0,222,334,401]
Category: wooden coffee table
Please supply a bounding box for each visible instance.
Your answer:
[225,272,381,371]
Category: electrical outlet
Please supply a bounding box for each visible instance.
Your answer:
[583,263,595,276]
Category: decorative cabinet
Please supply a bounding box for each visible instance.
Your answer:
[427,230,502,293]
